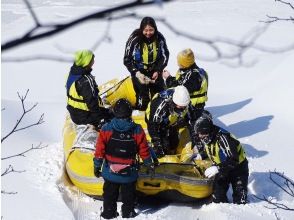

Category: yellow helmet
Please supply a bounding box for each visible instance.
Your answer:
[74,50,94,67]
[177,48,195,69]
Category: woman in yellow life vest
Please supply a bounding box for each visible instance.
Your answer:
[124,17,169,110]
[163,48,209,151]
[194,113,249,204]
[66,50,112,130]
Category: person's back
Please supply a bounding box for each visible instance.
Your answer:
[93,98,154,219]
[66,50,112,129]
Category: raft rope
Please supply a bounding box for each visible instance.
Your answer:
[99,76,130,98]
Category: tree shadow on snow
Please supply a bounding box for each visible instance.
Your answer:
[136,196,171,214]
[226,116,274,139]
[242,143,268,158]
[207,98,272,158]
[207,98,273,138]
[207,98,252,118]
[247,171,288,204]
[136,196,212,214]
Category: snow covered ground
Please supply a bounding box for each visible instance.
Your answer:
[2,0,294,219]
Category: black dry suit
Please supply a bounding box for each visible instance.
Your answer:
[165,63,209,149]
[145,88,189,155]
[165,63,208,113]
[124,30,169,110]
[204,126,249,204]
[66,65,112,128]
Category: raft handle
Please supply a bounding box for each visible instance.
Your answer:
[143,182,161,188]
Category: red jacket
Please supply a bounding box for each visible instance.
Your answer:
[95,118,151,165]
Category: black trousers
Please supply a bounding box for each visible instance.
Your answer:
[131,74,164,111]
[102,180,136,217]
[212,159,249,204]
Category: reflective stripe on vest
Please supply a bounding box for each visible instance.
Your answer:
[205,140,246,165]
[168,108,188,126]
[145,90,188,126]
[142,41,158,70]
[67,82,89,111]
[145,92,161,122]
[176,69,208,106]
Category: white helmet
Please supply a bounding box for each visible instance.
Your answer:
[172,85,190,106]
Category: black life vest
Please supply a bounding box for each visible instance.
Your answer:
[105,129,137,161]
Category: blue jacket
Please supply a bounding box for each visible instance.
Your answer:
[94,118,152,183]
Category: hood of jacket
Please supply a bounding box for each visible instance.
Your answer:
[70,64,92,76]
[110,118,135,132]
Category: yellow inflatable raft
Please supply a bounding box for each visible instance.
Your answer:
[63,76,213,201]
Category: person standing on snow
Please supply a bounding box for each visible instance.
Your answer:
[145,85,191,158]
[65,50,112,130]
[162,48,209,152]
[93,98,155,219]
[194,113,249,204]
[124,16,169,111]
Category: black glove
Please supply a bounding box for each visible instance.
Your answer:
[153,157,160,167]
[93,158,103,178]
[145,163,155,178]
[153,139,165,158]
[95,118,106,131]
[94,165,101,178]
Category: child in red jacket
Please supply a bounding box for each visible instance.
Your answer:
[94,98,154,219]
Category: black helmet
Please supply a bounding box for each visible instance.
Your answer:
[195,117,213,134]
[113,98,133,119]
[194,110,214,144]
[194,110,213,134]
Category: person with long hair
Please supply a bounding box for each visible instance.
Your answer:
[124,17,169,110]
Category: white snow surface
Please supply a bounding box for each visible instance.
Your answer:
[2,0,294,219]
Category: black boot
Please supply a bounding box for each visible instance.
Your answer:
[101,210,119,219]
[122,210,138,218]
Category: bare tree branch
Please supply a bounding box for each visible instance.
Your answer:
[154,16,294,65]
[253,170,294,211]
[23,0,41,27]
[254,194,294,210]
[276,0,294,10]
[1,165,25,177]
[274,212,281,220]
[1,90,47,198]
[263,15,294,23]
[1,0,172,51]
[1,143,48,160]
[261,0,294,23]
[1,190,18,195]
[2,1,293,66]
[1,90,45,143]
[270,170,294,197]
[1,55,73,63]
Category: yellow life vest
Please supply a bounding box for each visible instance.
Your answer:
[67,77,103,111]
[205,135,246,165]
[142,41,158,70]
[67,82,89,111]
[168,108,188,126]
[145,92,188,126]
[176,69,208,106]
